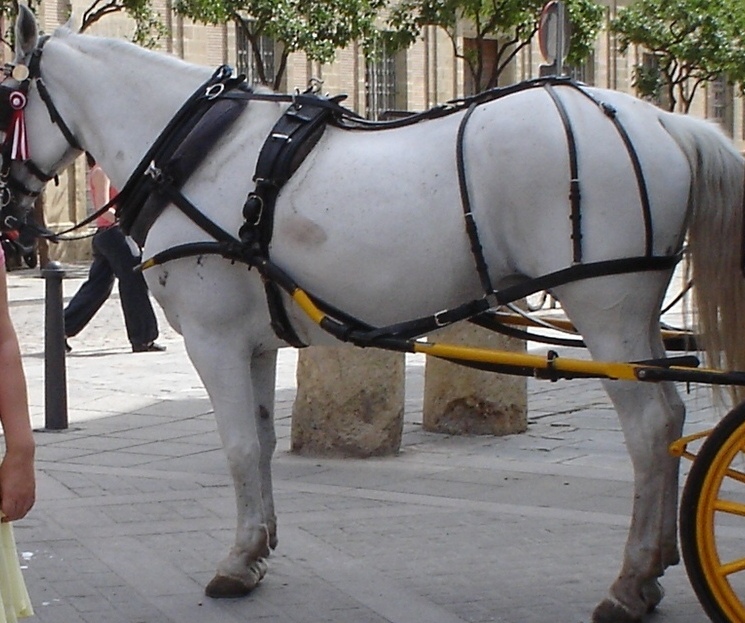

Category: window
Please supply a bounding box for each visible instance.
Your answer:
[463,38,500,94]
[708,74,734,137]
[365,39,399,120]
[235,23,275,86]
[568,51,595,85]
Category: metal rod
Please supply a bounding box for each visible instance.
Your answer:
[42,261,68,430]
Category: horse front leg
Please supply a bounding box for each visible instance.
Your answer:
[251,348,279,551]
[182,334,273,598]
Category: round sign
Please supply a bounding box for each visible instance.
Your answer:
[538,1,571,65]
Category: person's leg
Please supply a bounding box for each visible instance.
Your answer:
[63,231,115,338]
[95,227,159,348]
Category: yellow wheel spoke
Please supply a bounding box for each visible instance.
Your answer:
[714,498,745,517]
[718,556,745,577]
[725,465,745,486]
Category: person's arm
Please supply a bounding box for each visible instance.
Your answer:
[89,165,116,226]
[0,261,35,521]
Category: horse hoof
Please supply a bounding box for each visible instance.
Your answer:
[641,579,665,612]
[205,559,268,598]
[592,598,641,623]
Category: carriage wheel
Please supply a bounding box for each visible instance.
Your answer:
[680,401,745,622]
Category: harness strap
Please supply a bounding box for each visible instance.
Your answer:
[116,65,243,232]
[28,36,83,152]
[342,254,682,345]
[544,83,582,263]
[603,104,654,256]
[139,239,681,350]
[567,84,655,257]
[456,103,495,296]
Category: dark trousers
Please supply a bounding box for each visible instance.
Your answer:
[64,226,158,346]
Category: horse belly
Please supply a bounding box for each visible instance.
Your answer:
[270,121,491,326]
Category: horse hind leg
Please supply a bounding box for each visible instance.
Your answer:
[555,274,686,623]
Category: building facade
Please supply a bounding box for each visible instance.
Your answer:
[14,0,745,261]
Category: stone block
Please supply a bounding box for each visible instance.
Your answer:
[423,323,527,435]
[291,346,405,457]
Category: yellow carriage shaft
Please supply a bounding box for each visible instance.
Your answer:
[291,287,744,386]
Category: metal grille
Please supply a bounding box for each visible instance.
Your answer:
[365,41,397,120]
[709,74,734,137]
[569,51,595,85]
[235,22,275,86]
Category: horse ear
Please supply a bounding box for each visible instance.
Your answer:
[15,4,39,59]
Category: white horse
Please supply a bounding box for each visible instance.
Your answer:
[4,6,745,622]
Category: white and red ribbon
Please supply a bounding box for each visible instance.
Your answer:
[6,90,28,161]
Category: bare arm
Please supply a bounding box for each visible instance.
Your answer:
[0,262,35,521]
[90,165,116,226]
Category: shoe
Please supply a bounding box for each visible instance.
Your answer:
[132,341,166,353]
[65,340,72,353]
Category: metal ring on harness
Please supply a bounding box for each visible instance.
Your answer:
[205,83,225,100]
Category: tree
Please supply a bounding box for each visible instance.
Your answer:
[79,0,167,47]
[612,0,745,112]
[387,0,605,94]
[0,0,166,48]
[173,0,390,90]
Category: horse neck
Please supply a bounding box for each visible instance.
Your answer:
[42,34,212,187]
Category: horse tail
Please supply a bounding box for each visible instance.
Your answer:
[661,113,745,400]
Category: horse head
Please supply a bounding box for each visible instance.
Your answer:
[0,5,82,230]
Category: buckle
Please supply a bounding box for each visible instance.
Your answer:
[242,193,264,227]
[205,83,225,100]
[433,309,450,327]
[145,161,162,182]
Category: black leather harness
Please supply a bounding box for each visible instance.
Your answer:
[111,69,681,352]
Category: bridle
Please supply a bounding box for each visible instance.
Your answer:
[0,35,83,231]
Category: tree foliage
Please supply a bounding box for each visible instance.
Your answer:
[80,0,167,47]
[387,0,605,93]
[173,0,389,89]
[612,0,745,112]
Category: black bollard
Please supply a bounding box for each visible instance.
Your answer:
[42,261,68,430]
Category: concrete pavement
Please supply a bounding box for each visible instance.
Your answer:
[4,263,720,622]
